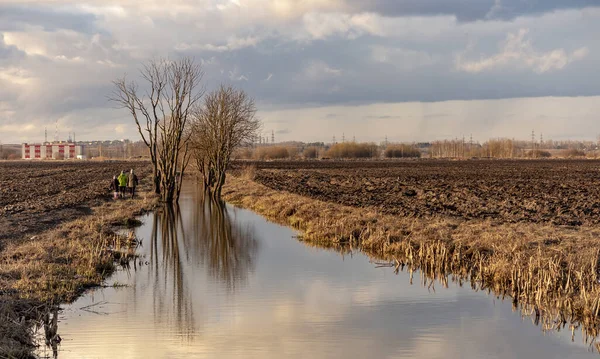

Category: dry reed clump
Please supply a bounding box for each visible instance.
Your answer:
[525,149,552,158]
[222,174,600,343]
[326,142,379,159]
[303,146,320,159]
[254,146,290,160]
[562,149,586,158]
[240,165,257,181]
[0,298,44,359]
[384,144,421,158]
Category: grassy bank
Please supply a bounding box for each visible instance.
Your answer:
[0,189,157,358]
[223,171,600,345]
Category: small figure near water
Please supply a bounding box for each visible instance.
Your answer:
[128,169,139,199]
[109,175,119,199]
[118,171,128,199]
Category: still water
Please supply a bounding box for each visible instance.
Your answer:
[38,184,597,358]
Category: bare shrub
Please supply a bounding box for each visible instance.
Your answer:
[241,165,257,180]
[384,144,421,158]
[326,142,379,159]
[303,146,320,159]
[287,146,300,159]
[525,150,552,158]
[255,146,289,160]
[562,148,586,158]
[233,147,254,160]
[0,149,18,160]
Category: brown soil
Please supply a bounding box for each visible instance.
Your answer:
[0,161,152,248]
[240,160,600,226]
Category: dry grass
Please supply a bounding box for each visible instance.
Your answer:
[326,142,379,158]
[223,172,600,344]
[384,144,421,158]
[0,187,157,358]
[254,146,291,160]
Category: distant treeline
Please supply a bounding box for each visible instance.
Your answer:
[233,142,421,160]
[230,137,600,160]
[429,138,594,159]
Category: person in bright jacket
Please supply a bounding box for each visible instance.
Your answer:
[128,169,139,199]
[117,171,128,198]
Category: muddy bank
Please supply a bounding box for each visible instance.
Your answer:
[0,167,157,358]
[223,172,600,345]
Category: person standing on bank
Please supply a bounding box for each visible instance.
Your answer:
[128,169,139,199]
[110,175,120,199]
[117,170,128,199]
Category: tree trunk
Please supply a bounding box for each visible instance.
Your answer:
[153,167,161,195]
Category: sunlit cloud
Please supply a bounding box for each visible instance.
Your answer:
[456,28,590,73]
[0,1,598,142]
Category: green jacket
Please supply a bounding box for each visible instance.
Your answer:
[118,173,128,187]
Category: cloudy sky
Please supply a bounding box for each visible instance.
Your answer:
[0,0,599,144]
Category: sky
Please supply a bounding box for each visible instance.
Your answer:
[0,0,599,144]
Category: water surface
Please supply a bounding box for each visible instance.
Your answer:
[38,184,598,358]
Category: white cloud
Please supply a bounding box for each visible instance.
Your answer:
[0,66,35,86]
[228,67,249,81]
[304,61,342,79]
[456,28,589,74]
[177,35,262,53]
[371,46,436,70]
[301,12,384,40]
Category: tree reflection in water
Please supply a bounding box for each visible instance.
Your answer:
[196,199,259,291]
[148,195,259,336]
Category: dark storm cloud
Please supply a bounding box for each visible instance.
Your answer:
[194,33,600,108]
[0,5,98,33]
[349,0,598,21]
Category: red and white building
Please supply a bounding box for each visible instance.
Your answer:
[21,143,85,160]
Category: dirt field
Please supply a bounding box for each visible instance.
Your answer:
[0,161,152,247]
[241,160,600,226]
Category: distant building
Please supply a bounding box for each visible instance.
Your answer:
[22,142,85,160]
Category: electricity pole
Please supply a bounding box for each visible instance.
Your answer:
[531,130,535,158]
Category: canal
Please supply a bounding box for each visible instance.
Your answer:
[37,183,597,358]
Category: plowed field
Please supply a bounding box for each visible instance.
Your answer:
[242,160,600,226]
[0,161,151,246]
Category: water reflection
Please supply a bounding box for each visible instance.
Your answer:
[196,199,259,290]
[145,197,259,337]
[148,204,195,337]
[40,183,600,359]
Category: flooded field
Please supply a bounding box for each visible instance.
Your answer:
[38,182,598,358]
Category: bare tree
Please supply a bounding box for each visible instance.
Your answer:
[190,85,260,198]
[110,57,204,202]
